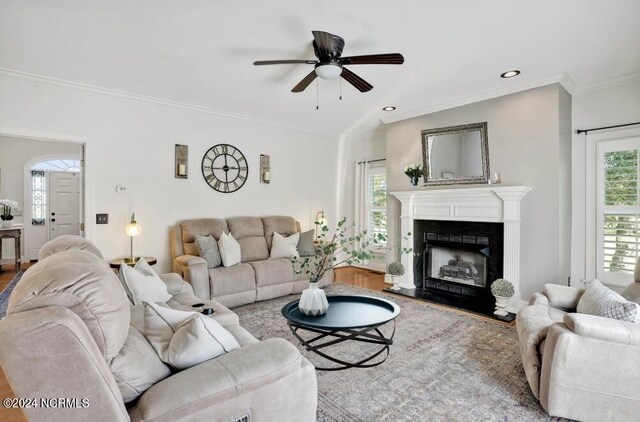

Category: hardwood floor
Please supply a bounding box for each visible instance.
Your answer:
[0,265,507,422]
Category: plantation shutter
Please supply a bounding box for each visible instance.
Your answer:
[597,139,640,285]
[368,167,387,245]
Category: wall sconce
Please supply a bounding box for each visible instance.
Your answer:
[314,210,328,242]
[175,144,188,179]
[124,213,142,264]
[260,154,270,184]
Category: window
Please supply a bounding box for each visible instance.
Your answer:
[597,138,640,285]
[31,170,46,225]
[368,166,387,245]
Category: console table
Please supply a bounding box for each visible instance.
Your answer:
[0,225,23,272]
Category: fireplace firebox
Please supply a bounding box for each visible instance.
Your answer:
[413,220,503,316]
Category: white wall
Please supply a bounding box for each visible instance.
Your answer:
[0,75,339,273]
[571,79,640,285]
[0,135,82,259]
[385,84,572,300]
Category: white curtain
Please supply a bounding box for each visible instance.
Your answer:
[354,161,370,250]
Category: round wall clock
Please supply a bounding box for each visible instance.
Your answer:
[201,144,248,193]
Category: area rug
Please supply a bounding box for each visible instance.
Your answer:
[234,283,564,422]
[0,271,23,319]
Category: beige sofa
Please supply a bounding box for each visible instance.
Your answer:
[171,216,332,308]
[0,236,317,422]
[516,276,640,421]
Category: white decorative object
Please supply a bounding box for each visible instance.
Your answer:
[270,232,300,259]
[391,185,531,312]
[218,232,241,267]
[118,259,171,305]
[142,302,240,369]
[1,220,12,229]
[299,282,329,316]
[493,296,509,316]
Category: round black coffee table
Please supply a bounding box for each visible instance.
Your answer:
[281,295,400,371]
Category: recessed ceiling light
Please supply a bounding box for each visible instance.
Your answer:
[382,106,396,111]
[500,70,521,78]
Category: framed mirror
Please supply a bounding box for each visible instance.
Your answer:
[421,122,490,185]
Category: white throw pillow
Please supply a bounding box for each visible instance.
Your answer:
[218,232,241,267]
[577,279,640,323]
[142,302,240,370]
[119,259,171,305]
[270,232,300,259]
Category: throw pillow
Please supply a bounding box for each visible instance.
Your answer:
[577,279,640,323]
[270,232,300,259]
[119,259,171,305]
[297,229,315,257]
[109,325,171,403]
[142,302,240,369]
[195,234,222,268]
[218,232,241,267]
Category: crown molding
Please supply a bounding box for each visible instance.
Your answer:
[0,67,337,137]
[381,72,574,125]
[572,72,640,96]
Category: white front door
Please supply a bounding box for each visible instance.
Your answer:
[49,172,80,239]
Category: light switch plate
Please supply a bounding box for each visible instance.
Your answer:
[96,213,109,224]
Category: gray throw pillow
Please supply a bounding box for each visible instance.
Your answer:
[194,235,222,268]
[297,229,316,257]
[577,280,640,323]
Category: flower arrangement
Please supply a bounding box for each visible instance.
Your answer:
[293,217,412,284]
[0,199,19,221]
[387,262,405,276]
[404,164,423,186]
[490,278,514,298]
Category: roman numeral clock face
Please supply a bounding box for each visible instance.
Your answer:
[201,144,248,193]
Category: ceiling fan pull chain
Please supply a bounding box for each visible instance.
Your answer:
[339,78,342,100]
[316,79,319,110]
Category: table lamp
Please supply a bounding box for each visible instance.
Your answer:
[124,213,141,264]
[314,210,328,242]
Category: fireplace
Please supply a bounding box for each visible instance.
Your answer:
[390,185,531,314]
[413,220,503,315]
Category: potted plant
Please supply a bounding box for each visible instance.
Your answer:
[0,199,19,229]
[490,278,514,316]
[293,217,412,316]
[387,262,405,291]
[404,164,423,186]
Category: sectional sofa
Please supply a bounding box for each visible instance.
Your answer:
[171,215,332,308]
[0,236,317,422]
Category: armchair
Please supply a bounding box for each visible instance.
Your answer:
[517,279,640,421]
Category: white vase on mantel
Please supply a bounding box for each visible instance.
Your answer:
[299,282,329,316]
[1,220,13,229]
[493,296,509,316]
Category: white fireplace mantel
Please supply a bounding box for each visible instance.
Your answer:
[391,185,531,311]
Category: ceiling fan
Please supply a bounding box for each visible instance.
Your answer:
[253,30,404,93]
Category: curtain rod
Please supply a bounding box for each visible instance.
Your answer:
[356,158,386,164]
[576,122,640,135]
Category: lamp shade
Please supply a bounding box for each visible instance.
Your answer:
[125,213,141,237]
[315,211,328,226]
[315,64,342,80]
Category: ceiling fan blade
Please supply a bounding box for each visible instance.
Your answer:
[341,67,373,92]
[253,59,317,66]
[291,70,318,92]
[312,30,345,60]
[339,53,404,65]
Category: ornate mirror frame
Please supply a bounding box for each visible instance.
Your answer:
[421,122,490,186]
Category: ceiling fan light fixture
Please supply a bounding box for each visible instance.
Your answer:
[500,70,521,78]
[315,63,343,80]
[382,106,396,111]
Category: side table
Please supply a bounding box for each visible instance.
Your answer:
[0,225,24,272]
[109,256,157,269]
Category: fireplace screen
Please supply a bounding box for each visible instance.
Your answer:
[428,246,487,287]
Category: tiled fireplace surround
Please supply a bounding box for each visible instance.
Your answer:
[391,185,531,312]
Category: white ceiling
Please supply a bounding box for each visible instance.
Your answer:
[1,0,639,136]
